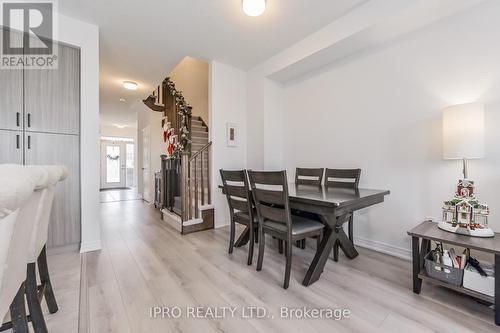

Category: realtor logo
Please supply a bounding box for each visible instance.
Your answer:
[1,0,58,69]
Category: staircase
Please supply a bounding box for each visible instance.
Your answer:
[144,77,213,234]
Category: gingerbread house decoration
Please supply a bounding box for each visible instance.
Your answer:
[442,179,489,230]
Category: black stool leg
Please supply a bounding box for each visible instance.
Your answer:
[26,263,48,333]
[10,283,29,333]
[37,245,58,314]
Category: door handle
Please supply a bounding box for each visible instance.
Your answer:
[16,112,20,127]
[16,134,20,149]
[27,113,31,127]
[27,135,31,149]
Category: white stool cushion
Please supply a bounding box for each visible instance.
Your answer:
[0,209,18,323]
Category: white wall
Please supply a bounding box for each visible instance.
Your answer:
[268,1,500,256]
[170,57,209,124]
[56,14,101,253]
[210,61,247,227]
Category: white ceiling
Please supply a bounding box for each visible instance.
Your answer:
[57,0,367,127]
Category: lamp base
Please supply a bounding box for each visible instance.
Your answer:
[438,221,494,238]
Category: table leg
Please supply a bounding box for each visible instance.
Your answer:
[336,227,359,259]
[303,226,335,286]
[234,226,250,247]
[412,236,423,294]
[495,254,499,325]
[303,213,348,286]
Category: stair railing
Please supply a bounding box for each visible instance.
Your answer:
[181,141,212,221]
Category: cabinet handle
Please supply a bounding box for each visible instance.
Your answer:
[27,135,31,149]
[16,134,20,149]
[27,113,31,127]
[16,112,20,127]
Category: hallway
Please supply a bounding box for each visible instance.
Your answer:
[74,200,498,333]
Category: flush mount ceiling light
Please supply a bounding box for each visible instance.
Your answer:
[242,0,266,17]
[114,124,127,129]
[123,81,138,90]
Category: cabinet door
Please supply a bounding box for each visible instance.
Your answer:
[0,130,23,164]
[24,43,80,135]
[0,29,23,131]
[25,132,80,248]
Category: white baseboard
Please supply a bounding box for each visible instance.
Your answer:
[79,240,102,253]
[354,236,411,261]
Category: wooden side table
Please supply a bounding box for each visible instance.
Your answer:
[408,221,500,326]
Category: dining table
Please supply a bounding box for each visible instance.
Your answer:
[219,183,390,286]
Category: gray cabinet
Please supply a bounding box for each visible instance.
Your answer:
[0,38,81,250]
[0,130,24,164]
[24,132,80,248]
[24,44,80,135]
[0,30,23,131]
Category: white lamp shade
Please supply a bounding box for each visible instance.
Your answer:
[442,103,485,160]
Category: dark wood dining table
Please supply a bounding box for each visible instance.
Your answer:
[219,183,390,286]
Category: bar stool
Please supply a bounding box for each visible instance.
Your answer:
[25,166,67,333]
[0,166,46,332]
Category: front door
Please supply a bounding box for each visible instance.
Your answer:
[100,141,126,189]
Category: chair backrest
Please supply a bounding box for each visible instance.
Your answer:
[324,168,361,188]
[248,170,292,232]
[219,170,253,217]
[295,168,324,185]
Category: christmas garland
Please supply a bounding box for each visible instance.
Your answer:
[164,77,192,156]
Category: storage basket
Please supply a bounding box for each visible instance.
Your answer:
[424,253,464,286]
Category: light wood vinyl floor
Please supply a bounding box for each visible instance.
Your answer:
[73,199,498,333]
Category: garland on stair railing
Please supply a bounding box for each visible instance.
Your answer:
[163,78,192,157]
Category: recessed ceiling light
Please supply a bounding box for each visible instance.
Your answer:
[119,97,126,102]
[123,81,138,90]
[114,124,126,129]
[242,0,266,17]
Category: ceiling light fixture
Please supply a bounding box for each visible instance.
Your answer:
[114,124,127,129]
[123,81,138,90]
[242,0,266,17]
[119,97,126,102]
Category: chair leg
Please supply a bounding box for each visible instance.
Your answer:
[256,227,265,271]
[228,221,235,254]
[10,283,29,333]
[254,228,259,243]
[26,263,48,333]
[348,215,354,242]
[247,225,254,266]
[301,239,306,249]
[316,233,321,250]
[278,239,284,254]
[37,245,58,314]
[284,241,292,289]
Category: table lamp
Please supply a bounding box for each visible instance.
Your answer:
[439,103,493,237]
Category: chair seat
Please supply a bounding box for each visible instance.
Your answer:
[234,210,258,226]
[264,215,324,236]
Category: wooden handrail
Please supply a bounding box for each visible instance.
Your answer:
[189,141,212,161]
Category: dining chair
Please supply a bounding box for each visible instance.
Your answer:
[220,169,258,265]
[248,170,324,289]
[294,168,324,185]
[293,168,324,249]
[325,168,361,261]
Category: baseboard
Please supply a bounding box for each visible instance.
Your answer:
[183,218,203,226]
[79,240,103,254]
[354,236,411,261]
